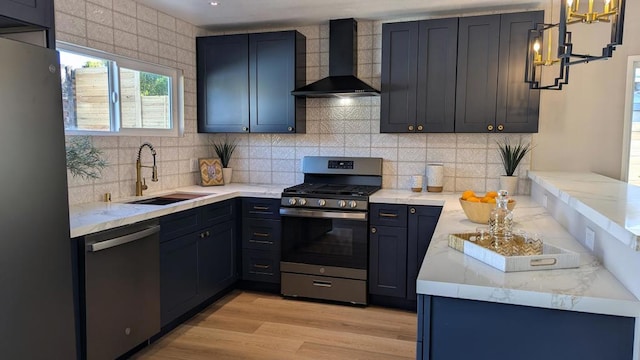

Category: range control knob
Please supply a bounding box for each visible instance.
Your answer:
[298,198,307,206]
[288,198,297,206]
[318,199,326,207]
[338,200,347,208]
[348,200,358,208]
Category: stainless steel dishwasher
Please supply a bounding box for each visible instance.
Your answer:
[82,219,160,360]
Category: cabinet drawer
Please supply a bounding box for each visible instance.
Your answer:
[242,219,281,250]
[242,198,280,219]
[370,204,407,227]
[242,249,280,283]
[202,199,235,227]
[160,208,201,242]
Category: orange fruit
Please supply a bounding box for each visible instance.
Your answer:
[461,190,476,200]
[467,196,481,203]
[485,191,498,198]
[480,196,493,203]
[487,197,497,204]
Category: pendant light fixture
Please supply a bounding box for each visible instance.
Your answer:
[525,23,571,90]
[525,0,625,89]
[525,1,571,90]
[559,0,625,64]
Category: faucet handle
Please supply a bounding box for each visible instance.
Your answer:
[142,177,148,191]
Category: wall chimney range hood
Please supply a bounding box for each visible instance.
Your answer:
[291,18,380,98]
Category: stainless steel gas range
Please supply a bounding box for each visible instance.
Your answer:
[280,156,383,305]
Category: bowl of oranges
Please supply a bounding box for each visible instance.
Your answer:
[459,190,516,224]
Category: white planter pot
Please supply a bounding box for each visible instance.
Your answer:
[499,175,518,196]
[222,167,232,184]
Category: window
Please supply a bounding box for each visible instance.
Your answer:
[58,42,184,136]
[622,56,640,185]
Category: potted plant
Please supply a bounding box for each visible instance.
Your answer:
[66,136,108,180]
[497,138,532,195]
[211,138,237,184]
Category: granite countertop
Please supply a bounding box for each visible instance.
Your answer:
[373,190,640,318]
[69,184,285,238]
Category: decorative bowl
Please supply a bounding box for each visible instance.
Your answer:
[459,198,516,224]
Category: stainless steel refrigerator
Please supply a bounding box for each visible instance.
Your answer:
[0,37,77,358]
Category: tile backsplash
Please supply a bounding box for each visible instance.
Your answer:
[60,0,531,205]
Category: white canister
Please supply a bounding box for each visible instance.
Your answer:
[426,163,444,192]
[410,175,423,192]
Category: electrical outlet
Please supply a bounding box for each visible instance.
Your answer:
[542,194,548,208]
[189,158,198,172]
[585,227,595,251]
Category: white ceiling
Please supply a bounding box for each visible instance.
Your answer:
[136,0,545,31]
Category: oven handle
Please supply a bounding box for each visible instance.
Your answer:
[279,207,367,221]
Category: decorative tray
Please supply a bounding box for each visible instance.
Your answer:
[448,233,580,272]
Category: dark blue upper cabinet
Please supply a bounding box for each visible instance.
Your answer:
[250,31,306,133]
[0,0,52,28]
[495,11,543,133]
[197,30,306,133]
[382,11,541,134]
[455,14,501,133]
[380,21,419,133]
[0,0,55,48]
[197,34,250,133]
[455,11,543,133]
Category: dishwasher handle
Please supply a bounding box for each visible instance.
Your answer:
[88,225,160,252]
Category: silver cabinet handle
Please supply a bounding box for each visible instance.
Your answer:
[88,225,160,252]
[313,280,332,288]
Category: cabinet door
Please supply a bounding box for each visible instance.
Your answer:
[417,18,458,133]
[197,34,249,133]
[0,0,52,28]
[455,15,500,133]
[249,31,300,133]
[496,11,542,133]
[369,225,408,298]
[160,233,199,326]
[198,220,237,301]
[380,21,419,133]
[407,206,442,300]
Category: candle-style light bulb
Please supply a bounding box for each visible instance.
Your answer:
[533,40,541,53]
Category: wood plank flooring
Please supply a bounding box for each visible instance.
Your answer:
[133,290,417,360]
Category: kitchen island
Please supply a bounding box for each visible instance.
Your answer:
[370,190,640,359]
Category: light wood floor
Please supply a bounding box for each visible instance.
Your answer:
[133,290,417,360]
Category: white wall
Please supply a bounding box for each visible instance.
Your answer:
[533,0,640,179]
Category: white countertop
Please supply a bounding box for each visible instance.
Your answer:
[383,190,640,318]
[529,171,640,251]
[70,183,640,318]
[69,184,285,238]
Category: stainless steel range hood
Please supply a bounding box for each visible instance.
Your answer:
[291,18,380,98]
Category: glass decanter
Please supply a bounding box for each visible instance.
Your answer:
[488,189,513,251]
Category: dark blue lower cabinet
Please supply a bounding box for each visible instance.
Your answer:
[160,233,199,327]
[369,225,408,297]
[198,220,237,302]
[417,295,635,360]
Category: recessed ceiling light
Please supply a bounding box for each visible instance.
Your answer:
[210,1,219,5]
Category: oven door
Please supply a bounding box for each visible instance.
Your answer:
[280,208,368,270]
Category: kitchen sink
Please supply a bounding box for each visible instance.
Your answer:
[127,192,210,206]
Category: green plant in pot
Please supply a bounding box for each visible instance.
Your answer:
[66,136,108,180]
[211,139,237,184]
[497,138,532,196]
